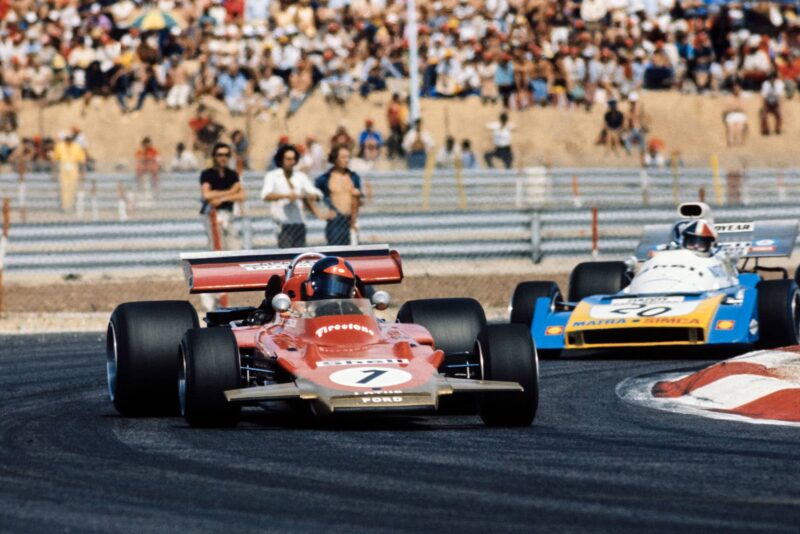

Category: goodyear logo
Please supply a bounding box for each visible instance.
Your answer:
[316,323,376,337]
[571,319,627,327]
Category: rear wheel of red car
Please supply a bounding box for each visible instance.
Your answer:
[478,324,539,427]
[757,279,800,348]
[509,281,562,360]
[568,261,630,302]
[180,328,241,428]
[396,298,486,356]
[107,301,198,417]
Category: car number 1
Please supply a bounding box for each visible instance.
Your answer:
[329,367,413,388]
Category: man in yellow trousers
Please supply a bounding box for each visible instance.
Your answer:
[52,131,86,211]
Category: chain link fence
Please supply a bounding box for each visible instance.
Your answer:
[1,166,798,321]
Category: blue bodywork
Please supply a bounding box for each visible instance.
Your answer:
[531,273,762,350]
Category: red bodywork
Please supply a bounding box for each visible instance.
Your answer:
[184,246,457,413]
[182,246,523,413]
[233,314,443,394]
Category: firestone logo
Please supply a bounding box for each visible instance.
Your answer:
[316,323,376,337]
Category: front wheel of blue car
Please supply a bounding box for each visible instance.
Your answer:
[757,279,800,348]
[509,281,562,360]
[180,328,242,428]
[478,324,539,427]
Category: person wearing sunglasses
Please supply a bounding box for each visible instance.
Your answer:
[198,142,247,310]
[199,141,246,250]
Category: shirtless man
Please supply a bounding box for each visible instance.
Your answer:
[314,145,363,245]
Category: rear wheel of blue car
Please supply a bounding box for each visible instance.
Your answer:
[180,328,241,428]
[509,281,562,359]
[568,261,630,302]
[756,279,800,348]
[107,301,198,417]
[478,324,539,427]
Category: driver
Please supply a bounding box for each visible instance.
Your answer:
[301,256,363,316]
[681,219,718,256]
[302,256,357,301]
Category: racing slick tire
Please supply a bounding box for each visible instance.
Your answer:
[180,328,242,428]
[509,281,562,360]
[397,298,486,356]
[568,261,630,302]
[478,324,539,427]
[107,300,199,417]
[756,279,800,348]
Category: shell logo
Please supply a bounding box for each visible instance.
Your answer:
[715,320,735,331]
[545,325,564,336]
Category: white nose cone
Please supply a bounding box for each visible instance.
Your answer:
[626,249,735,294]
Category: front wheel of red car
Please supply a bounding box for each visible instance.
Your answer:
[107,301,198,417]
[179,328,241,428]
[478,324,539,427]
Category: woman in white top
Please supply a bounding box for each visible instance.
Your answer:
[261,144,323,248]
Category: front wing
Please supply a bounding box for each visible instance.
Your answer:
[224,376,523,415]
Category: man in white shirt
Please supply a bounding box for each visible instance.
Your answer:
[261,144,323,248]
[484,112,514,169]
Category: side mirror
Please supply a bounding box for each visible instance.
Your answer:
[371,291,391,311]
[271,293,292,313]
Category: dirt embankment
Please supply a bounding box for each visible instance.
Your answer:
[17,90,800,171]
[3,272,570,314]
[0,272,572,333]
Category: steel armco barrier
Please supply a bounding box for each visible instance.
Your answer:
[1,167,799,218]
[5,204,800,274]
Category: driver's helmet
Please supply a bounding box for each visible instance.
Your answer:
[681,219,717,255]
[302,256,357,301]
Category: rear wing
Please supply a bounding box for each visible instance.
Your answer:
[181,244,403,293]
[634,219,799,261]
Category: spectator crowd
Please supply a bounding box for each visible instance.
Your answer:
[0,0,797,174]
[0,0,796,114]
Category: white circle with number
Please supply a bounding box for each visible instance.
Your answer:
[329,367,412,388]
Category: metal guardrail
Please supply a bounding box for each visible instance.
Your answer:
[5,204,800,274]
[0,168,798,217]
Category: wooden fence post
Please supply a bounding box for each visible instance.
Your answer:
[0,198,9,313]
[208,208,229,308]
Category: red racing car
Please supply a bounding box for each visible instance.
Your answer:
[106,245,539,427]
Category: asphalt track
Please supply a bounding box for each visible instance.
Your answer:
[1,333,799,533]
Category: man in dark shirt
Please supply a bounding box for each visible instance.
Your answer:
[603,100,625,154]
[198,142,246,311]
[199,142,246,250]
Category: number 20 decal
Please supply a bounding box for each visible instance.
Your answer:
[589,301,699,319]
[608,304,672,317]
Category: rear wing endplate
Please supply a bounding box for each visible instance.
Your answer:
[181,244,403,293]
[635,219,799,261]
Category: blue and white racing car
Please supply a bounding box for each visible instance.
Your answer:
[510,203,800,357]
